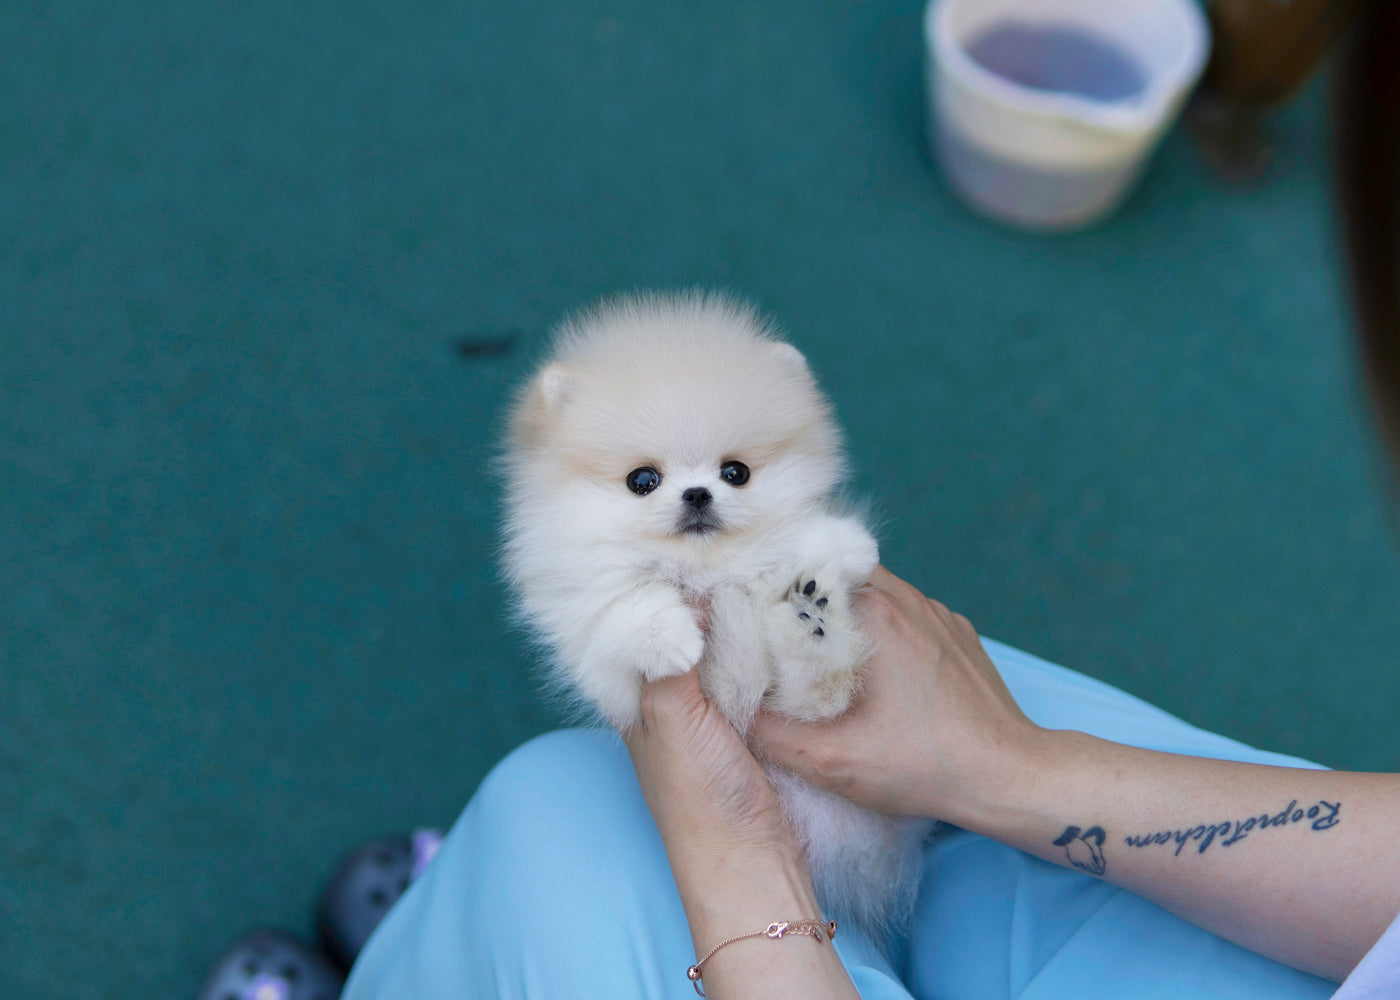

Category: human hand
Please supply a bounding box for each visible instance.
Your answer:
[624,665,797,862]
[624,665,823,955]
[749,566,1043,826]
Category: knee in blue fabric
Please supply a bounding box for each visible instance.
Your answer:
[344,729,912,999]
[344,729,696,999]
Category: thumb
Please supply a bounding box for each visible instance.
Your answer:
[748,707,824,779]
[624,666,708,749]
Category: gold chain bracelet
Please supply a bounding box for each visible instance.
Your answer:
[686,918,837,996]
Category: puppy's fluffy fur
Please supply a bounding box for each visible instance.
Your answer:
[503,291,932,934]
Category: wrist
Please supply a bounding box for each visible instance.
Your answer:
[938,722,1064,833]
[687,875,823,952]
[679,854,849,999]
[668,836,822,945]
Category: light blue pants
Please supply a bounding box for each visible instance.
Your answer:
[343,639,1337,998]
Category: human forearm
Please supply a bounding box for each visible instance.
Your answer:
[956,728,1400,981]
[750,569,1400,981]
[626,668,859,1000]
[664,834,858,1000]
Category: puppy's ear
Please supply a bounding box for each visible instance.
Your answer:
[537,365,569,408]
[769,342,819,391]
[770,341,810,372]
[511,364,570,446]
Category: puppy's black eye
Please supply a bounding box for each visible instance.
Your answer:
[626,467,661,495]
[719,460,750,487]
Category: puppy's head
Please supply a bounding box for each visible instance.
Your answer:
[507,293,845,560]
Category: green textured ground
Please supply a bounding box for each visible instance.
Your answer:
[3,2,1398,997]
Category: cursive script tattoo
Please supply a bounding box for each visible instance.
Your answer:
[1054,825,1108,876]
[1123,799,1342,857]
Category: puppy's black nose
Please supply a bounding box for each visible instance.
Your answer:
[681,487,712,510]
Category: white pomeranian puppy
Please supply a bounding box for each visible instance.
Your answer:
[502,291,933,934]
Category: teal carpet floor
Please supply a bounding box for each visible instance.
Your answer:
[3,2,1398,997]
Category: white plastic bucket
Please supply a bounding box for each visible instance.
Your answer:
[924,0,1210,230]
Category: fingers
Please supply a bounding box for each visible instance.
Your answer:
[864,565,944,625]
[749,709,833,787]
[863,564,920,609]
[866,565,979,640]
[748,703,805,753]
[865,564,936,604]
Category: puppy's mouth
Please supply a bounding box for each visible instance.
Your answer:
[675,509,723,537]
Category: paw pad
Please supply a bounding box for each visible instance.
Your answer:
[792,579,830,640]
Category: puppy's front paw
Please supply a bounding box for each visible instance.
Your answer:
[790,577,832,640]
[575,592,705,728]
[764,574,866,721]
[637,603,705,681]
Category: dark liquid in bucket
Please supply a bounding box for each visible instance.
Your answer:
[965,22,1147,102]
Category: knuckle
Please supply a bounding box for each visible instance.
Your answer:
[861,588,899,626]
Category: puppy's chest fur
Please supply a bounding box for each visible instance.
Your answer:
[626,512,878,729]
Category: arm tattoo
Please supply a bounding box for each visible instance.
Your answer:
[1054,799,1342,876]
[1054,825,1107,876]
[1123,799,1342,857]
